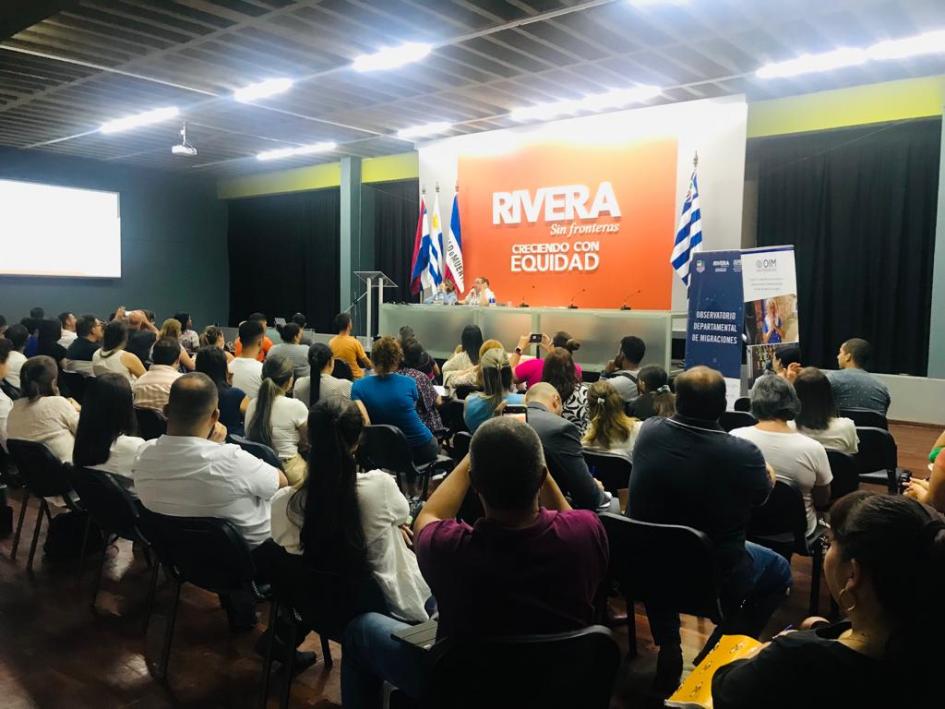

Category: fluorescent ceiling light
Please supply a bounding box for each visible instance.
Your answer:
[256,141,337,161]
[396,121,453,140]
[868,29,945,61]
[233,77,294,103]
[353,42,432,72]
[99,106,180,134]
[509,85,661,123]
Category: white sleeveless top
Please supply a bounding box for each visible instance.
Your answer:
[92,348,134,382]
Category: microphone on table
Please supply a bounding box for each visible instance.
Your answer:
[567,288,586,309]
[519,285,535,308]
[620,289,642,311]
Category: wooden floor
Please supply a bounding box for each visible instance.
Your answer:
[0,421,939,708]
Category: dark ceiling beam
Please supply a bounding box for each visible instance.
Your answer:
[0,0,79,41]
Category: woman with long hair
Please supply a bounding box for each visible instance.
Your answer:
[246,354,308,485]
[792,367,858,455]
[293,342,352,408]
[36,319,67,367]
[400,339,444,436]
[269,398,430,621]
[158,318,195,371]
[463,346,524,433]
[195,345,248,436]
[511,331,583,388]
[73,373,146,485]
[628,365,676,420]
[542,346,588,434]
[92,320,146,382]
[713,491,945,708]
[199,325,235,363]
[6,355,80,462]
[173,312,200,355]
[442,324,484,389]
[582,380,640,459]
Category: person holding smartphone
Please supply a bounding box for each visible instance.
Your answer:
[510,331,583,388]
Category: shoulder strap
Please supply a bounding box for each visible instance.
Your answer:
[603,371,637,383]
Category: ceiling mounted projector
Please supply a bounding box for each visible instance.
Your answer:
[171,122,197,156]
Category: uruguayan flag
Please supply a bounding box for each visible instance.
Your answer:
[428,193,445,290]
[671,169,703,286]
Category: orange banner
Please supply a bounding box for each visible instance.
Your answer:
[458,138,678,309]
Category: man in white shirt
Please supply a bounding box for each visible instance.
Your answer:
[229,320,265,398]
[462,276,496,306]
[57,312,77,348]
[132,337,182,411]
[134,372,287,628]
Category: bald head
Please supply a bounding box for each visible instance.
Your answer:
[524,381,562,414]
[674,365,726,422]
[165,372,219,436]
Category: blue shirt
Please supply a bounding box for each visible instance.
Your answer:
[352,373,433,448]
[463,392,525,433]
[219,385,247,437]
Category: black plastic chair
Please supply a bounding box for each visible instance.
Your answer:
[69,466,155,613]
[839,407,888,430]
[59,371,89,403]
[720,411,757,432]
[600,513,723,656]
[136,509,257,680]
[358,425,453,499]
[6,439,82,571]
[825,449,859,501]
[228,434,284,470]
[583,450,632,495]
[854,426,903,492]
[420,625,620,709]
[440,399,468,437]
[747,478,828,614]
[733,397,751,412]
[450,431,471,464]
[135,407,167,441]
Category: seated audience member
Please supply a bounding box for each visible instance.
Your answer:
[827,338,890,414]
[601,335,646,403]
[543,346,588,434]
[200,325,234,363]
[229,320,265,398]
[36,319,67,368]
[905,448,945,513]
[461,275,495,305]
[234,312,274,361]
[73,373,147,486]
[341,417,609,708]
[23,308,43,357]
[0,338,13,452]
[173,312,200,355]
[352,337,438,465]
[463,347,524,434]
[772,343,802,380]
[582,380,640,459]
[510,331,583,388]
[195,345,247,437]
[159,318,195,371]
[441,324,483,389]
[6,356,80,462]
[399,332,439,381]
[270,398,430,621]
[628,364,676,420]
[132,337,183,412]
[246,355,308,486]
[400,340,444,436]
[57,312,77,348]
[926,429,945,470]
[63,315,103,376]
[267,323,310,380]
[792,367,859,455]
[731,375,832,536]
[134,373,288,627]
[3,324,29,389]
[290,313,313,345]
[93,320,146,382]
[712,492,945,709]
[628,366,791,692]
[293,343,351,408]
[329,313,372,379]
[126,310,158,366]
[524,382,613,511]
[423,279,458,304]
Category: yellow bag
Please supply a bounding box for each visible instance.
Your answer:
[666,635,763,709]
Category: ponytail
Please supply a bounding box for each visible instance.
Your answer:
[652,385,676,418]
[306,343,333,406]
[246,354,294,449]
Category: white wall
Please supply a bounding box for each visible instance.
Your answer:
[417,94,748,312]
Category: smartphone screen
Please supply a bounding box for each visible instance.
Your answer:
[502,404,528,423]
[528,333,543,344]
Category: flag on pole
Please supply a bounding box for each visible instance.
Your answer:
[429,191,445,291]
[409,196,441,300]
[409,196,427,295]
[444,190,464,293]
[671,160,703,286]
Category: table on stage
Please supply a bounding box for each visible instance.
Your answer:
[379,303,682,372]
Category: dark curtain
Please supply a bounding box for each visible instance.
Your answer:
[751,119,940,376]
[227,188,340,332]
[368,179,419,301]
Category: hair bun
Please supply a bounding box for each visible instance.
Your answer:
[566,339,581,352]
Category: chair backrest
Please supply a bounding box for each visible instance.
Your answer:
[358,425,417,477]
[423,625,620,709]
[733,397,751,412]
[135,407,167,441]
[582,450,632,493]
[451,431,472,463]
[59,371,88,404]
[453,384,481,400]
[719,410,757,432]
[747,478,807,554]
[854,426,897,475]
[826,449,859,500]
[137,508,256,592]
[6,439,75,498]
[228,434,284,470]
[69,467,142,540]
[839,408,888,430]
[440,399,468,436]
[600,513,722,622]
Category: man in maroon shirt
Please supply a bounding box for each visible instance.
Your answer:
[341,416,609,708]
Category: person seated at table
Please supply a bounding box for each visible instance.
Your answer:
[340,417,609,709]
[400,340,444,437]
[441,324,483,389]
[158,318,196,371]
[826,338,890,414]
[463,347,524,434]
[330,313,372,379]
[542,346,588,434]
[352,337,438,465]
[6,355,81,463]
[510,331,583,388]
[92,320,147,383]
[582,380,640,460]
[423,280,458,305]
[293,342,352,408]
[627,365,676,420]
[712,491,945,709]
[196,345,248,437]
[461,276,495,305]
[791,367,858,455]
